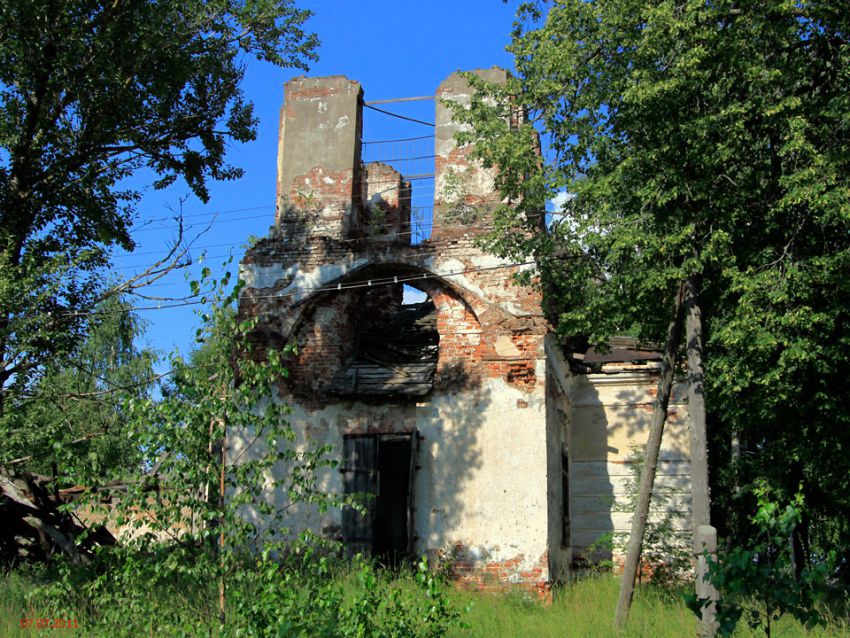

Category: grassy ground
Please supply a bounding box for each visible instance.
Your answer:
[2,568,848,637]
[449,575,850,637]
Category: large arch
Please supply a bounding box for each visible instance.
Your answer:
[241,256,520,347]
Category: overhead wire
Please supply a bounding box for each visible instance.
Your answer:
[133,211,273,234]
[362,103,434,127]
[61,97,529,316]
[12,97,553,407]
[363,96,434,105]
[112,214,503,270]
[60,258,540,318]
[125,132,437,234]
[129,184,437,237]
[368,154,436,163]
[132,191,439,235]
[117,202,482,264]
[362,134,434,145]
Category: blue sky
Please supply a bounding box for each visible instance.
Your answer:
[114,1,522,360]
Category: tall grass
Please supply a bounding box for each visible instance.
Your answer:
[2,567,848,637]
[449,574,849,637]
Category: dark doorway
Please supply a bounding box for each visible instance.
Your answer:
[341,433,418,566]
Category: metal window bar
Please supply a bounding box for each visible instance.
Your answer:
[361,135,436,243]
[362,136,435,180]
[362,101,438,242]
[409,205,433,244]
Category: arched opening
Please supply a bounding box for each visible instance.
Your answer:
[278,261,487,400]
[325,280,438,399]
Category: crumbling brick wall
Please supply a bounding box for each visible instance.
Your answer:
[238,69,552,590]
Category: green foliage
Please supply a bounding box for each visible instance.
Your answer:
[367,204,388,238]
[15,546,464,637]
[11,268,463,637]
[13,551,464,637]
[0,294,156,477]
[7,565,850,637]
[690,487,834,637]
[454,0,850,561]
[28,266,336,634]
[0,0,318,413]
[335,556,464,638]
[95,263,342,551]
[437,168,483,226]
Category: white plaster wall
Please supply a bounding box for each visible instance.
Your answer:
[229,371,550,580]
[415,376,548,577]
[568,373,692,561]
[239,253,530,314]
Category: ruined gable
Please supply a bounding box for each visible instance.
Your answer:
[235,69,693,594]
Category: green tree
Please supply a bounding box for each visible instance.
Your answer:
[0,0,318,413]
[692,487,833,637]
[28,267,464,638]
[455,0,850,574]
[0,294,156,479]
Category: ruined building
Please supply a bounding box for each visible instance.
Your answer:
[236,69,693,592]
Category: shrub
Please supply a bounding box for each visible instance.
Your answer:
[690,486,833,637]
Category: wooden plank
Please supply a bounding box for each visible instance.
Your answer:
[342,436,378,558]
[571,460,691,478]
[407,432,419,555]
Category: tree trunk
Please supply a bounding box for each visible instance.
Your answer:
[614,282,685,630]
[685,276,710,531]
[684,276,716,635]
[218,420,226,626]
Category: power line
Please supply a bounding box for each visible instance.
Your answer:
[368,154,436,163]
[132,204,275,229]
[362,134,434,145]
[133,212,274,234]
[127,167,436,235]
[115,207,451,262]
[114,247,446,277]
[129,191,438,236]
[364,96,434,105]
[115,212,512,273]
[112,215,497,269]
[62,258,539,317]
[363,103,434,127]
[364,174,434,184]
[129,182,439,235]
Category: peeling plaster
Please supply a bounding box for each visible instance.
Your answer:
[240,257,370,300]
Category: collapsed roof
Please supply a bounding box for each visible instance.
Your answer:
[326,300,438,398]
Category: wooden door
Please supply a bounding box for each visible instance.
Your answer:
[341,435,378,558]
[407,432,419,556]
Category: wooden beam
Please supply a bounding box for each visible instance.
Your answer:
[614,282,686,630]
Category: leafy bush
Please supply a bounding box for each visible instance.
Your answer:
[690,486,833,637]
[17,269,464,637]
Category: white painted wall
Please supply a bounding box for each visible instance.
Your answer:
[228,369,551,581]
[568,373,692,563]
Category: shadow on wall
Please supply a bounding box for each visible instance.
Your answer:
[570,377,691,568]
[415,367,490,566]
